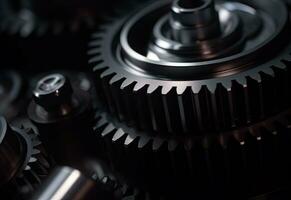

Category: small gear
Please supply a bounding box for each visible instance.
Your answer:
[14,126,51,196]
[94,108,291,199]
[0,117,51,199]
[89,0,291,136]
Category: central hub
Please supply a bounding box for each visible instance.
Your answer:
[170,0,221,42]
[147,0,244,62]
[117,0,286,78]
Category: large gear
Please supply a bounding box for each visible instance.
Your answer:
[89,0,291,136]
[89,0,291,198]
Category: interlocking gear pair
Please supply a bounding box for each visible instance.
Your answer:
[89,0,291,199]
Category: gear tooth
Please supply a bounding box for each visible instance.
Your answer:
[248,125,261,137]
[184,139,193,151]
[215,83,233,129]
[88,48,102,56]
[221,80,232,91]
[125,134,138,146]
[112,128,126,142]
[29,157,37,163]
[248,73,261,83]
[162,88,181,133]
[100,68,115,78]
[206,82,217,93]
[32,149,41,155]
[161,84,173,95]
[153,138,165,151]
[233,131,246,145]
[32,140,42,147]
[261,67,275,77]
[96,117,109,129]
[168,140,178,151]
[25,166,31,171]
[89,40,103,47]
[133,82,146,92]
[235,77,247,87]
[102,123,116,137]
[121,78,135,89]
[138,136,151,148]
[91,33,104,40]
[89,55,103,64]
[176,85,187,95]
[275,61,287,70]
[20,22,34,37]
[93,63,107,72]
[109,74,124,85]
[191,84,202,94]
[263,121,277,134]
[147,84,159,94]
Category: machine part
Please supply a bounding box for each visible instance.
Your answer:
[0,116,50,198]
[89,0,291,198]
[89,0,291,136]
[28,73,95,168]
[0,0,101,70]
[29,71,95,99]
[94,107,291,199]
[30,166,118,200]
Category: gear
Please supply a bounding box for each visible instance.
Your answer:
[0,117,51,198]
[13,126,51,195]
[94,107,291,199]
[89,0,291,136]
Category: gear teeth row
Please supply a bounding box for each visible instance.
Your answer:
[14,126,51,195]
[94,109,291,198]
[89,12,291,136]
[90,54,291,135]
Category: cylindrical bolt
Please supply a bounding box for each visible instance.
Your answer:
[170,0,221,43]
[33,74,73,110]
[30,167,99,200]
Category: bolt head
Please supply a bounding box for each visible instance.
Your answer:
[33,74,73,109]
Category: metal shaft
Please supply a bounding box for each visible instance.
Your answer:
[170,0,221,43]
[30,167,99,200]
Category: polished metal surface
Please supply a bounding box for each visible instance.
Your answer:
[31,167,98,200]
[170,0,221,42]
[33,74,74,113]
[117,0,287,79]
